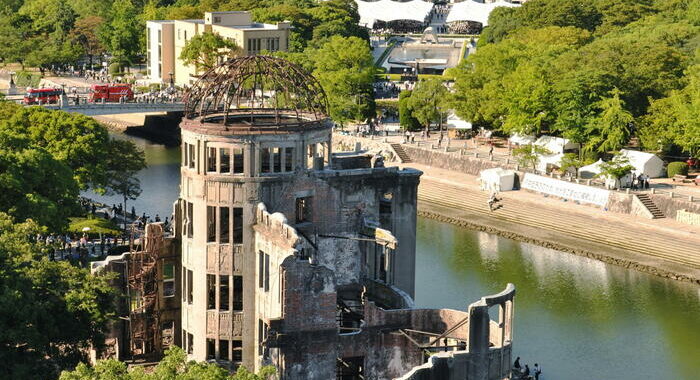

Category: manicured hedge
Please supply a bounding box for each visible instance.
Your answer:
[667,161,689,177]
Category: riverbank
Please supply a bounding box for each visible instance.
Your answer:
[405,162,700,285]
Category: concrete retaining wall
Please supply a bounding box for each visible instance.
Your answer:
[650,193,700,219]
[401,144,502,176]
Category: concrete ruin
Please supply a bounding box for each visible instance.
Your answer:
[92,56,516,379]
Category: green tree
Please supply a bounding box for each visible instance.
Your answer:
[584,88,634,153]
[0,144,79,230]
[100,0,140,68]
[406,78,449,134]
[72,16,106,68]
[512,143,552,171]
[0,213,116,379]
[641,65,700,156]
[398,90,421,131]
[308,35,375,126]
[103,139,147,231]
[179,31,243,72]
[0,103,146,196]
[59,346,277,380]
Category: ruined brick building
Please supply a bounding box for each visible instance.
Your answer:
[92,56,515,379]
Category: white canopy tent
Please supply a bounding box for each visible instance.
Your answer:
[535,135,579,154]
[479,168,516,192]
[618,149,665,178]
[446,0,520,26]
[536,153,564,173]
[446,112,472,130]
[508,133,536,146]
[355,0,434,29]
[579,159,604,179]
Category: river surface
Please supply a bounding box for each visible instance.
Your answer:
[86,135,700,380]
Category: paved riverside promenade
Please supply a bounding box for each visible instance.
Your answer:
[388,161,700,284]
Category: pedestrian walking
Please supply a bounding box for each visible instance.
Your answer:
[488,144,494,161]
[534,363,542,380]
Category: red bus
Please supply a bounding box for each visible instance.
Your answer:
[23,88,63,105]
[89,84,134,103]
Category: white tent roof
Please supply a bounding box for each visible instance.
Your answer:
[579,159,604,179]
[536,153,564,172]
[446,112,472,129]
[618,149,665,178]
[355,0,434,28]
[509,133,536,145]
[446,0,520,26]
[535,135,578,154]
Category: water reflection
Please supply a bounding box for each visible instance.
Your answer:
[415,217,700,380]
[82,134,181,219]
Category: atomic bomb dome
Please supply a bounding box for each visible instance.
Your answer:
[182,56,331,134]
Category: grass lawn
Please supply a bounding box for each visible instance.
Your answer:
[68,216,122,236]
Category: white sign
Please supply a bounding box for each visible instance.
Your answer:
[521,174,610,207]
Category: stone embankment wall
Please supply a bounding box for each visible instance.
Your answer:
[650,193,700,219]
[401,144,503,176]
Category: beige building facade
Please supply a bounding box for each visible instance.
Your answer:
[147,11,291,86]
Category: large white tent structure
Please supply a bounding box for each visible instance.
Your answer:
[534,135,580,154]
[355,0,434,29]
[446,0,521,26]
[618,149,666,178]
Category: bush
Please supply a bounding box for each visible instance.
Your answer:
[108,62,122,76]
[667,161,688,178]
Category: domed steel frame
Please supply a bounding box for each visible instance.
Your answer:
[183,56,329,132]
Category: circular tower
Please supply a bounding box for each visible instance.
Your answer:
[178,56,332,369]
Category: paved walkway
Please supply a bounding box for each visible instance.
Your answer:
[390,161,700,281]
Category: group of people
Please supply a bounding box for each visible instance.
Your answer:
[487,191,502,212]
[513,357,542,379]
[632,172,651,190]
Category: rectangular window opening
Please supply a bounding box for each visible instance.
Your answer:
[207,147,217,172]
[233,275,243,311]
[295,197,312,224]
[220,207,230,244]
[220,275,230,310]
[233,208,243,244]
[163,263,175,297]
[206,338,215,360]
[220,339,230,361]
[220,147,231,174]
[207,274,216,309]
[284,147,294,172]
[273,147,282,173]
[186,202,193,238]
[207,206,216,242]
[233,148,244,174]
[232,340,242,362]
[187,269,193,304]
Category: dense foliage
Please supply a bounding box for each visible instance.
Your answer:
[179,31,242,71]
[0,0,367,69]
[59,346,276,380]
[0,102,146,230]
[0,213,116,379]
[453,0,700,157]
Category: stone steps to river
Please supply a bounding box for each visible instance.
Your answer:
[636,194,666,219]
[390,143,412,163]
[417,180,700,270]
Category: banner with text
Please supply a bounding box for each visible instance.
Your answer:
[521,174,610,207]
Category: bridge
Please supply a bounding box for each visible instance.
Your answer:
[40,102,185,116]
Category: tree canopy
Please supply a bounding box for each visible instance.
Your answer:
[454,0,700,156]
[0,213,116,379]
[179,31,242,72]
[59,346,276,380]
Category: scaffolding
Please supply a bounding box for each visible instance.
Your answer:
[127,223,164,357]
